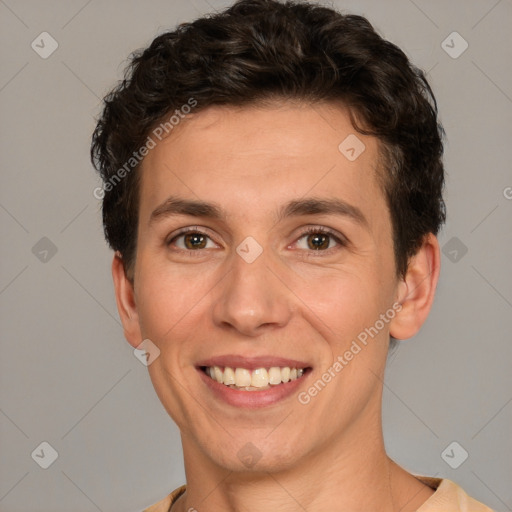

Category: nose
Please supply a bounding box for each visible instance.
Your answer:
[212,247,293,337]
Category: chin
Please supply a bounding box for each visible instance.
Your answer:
[203,433,305,474]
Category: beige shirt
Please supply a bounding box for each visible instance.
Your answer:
[143,476,495,511]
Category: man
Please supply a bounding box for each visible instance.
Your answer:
[91,0,494,510]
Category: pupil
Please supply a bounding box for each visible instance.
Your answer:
[308,233,329,250]
[185,233,206,249]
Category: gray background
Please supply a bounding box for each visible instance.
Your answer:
[0,0,511,510]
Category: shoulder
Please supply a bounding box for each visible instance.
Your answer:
[416,477,495,512]
[143,484,186,512]
[143,479,495,512]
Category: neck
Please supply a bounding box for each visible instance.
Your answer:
[174,409,428,512]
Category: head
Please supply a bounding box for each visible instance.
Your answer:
[92,0,445,473]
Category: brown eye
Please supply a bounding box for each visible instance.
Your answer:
[307,233,330,250]
[183,233,207,250]
[295,228,344,252]
[168,229,217,251]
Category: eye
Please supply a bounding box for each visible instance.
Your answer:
[167,228,217,251]
[166,226,345,254]
[294,227,345,252]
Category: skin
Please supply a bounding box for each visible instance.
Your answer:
[112,101,441,511]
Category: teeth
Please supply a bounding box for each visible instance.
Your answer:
[235,368,252,387]
[204,365,307,389]
[213,366,223,384]
[268,367,282,385]
[223,366,235,385]
[251,368,269,388]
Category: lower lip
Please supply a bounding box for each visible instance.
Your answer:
[197,368,310,408]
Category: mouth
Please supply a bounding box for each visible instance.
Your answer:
[200,365,309,391]
[196,356,312,408]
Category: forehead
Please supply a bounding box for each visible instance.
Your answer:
[138,101,387,227]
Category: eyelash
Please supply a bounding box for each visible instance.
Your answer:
[166,226,346,256]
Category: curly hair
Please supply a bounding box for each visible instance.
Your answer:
[91,0,445,283]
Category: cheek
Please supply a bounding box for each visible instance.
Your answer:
[296,266,383,343]
[299,270,390,417]
[137,266,216,426]
[135,255,213,346]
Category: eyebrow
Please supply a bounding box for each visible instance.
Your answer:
[149,195,369,230]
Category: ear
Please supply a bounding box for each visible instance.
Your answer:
[389,233,441,340]
[112,252,142,348]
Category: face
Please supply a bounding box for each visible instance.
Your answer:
[120,101,406,472]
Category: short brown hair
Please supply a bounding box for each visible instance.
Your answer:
[91,0,446,281]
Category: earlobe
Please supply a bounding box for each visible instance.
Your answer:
[112,252,142,348]
[389,234,441,340]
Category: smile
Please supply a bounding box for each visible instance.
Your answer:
[202,366,306,391]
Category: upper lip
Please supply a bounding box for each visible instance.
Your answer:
[196,355,311,370]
